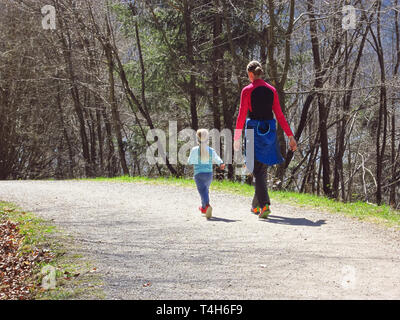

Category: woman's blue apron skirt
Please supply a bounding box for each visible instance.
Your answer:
[244,119,284,173]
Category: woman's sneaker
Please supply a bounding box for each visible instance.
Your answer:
[251,207,260,215]
[199,206,207,215]
[258,205,271,219]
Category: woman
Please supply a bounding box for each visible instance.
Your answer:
[233,61,297,219]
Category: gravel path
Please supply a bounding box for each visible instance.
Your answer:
[0,180,399,300]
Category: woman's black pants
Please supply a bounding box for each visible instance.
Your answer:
[251,160,271,208]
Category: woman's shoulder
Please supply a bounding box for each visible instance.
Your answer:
[241,83,253,93]
[262,79,277,92]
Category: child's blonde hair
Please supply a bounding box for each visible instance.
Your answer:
[196,129,209,162]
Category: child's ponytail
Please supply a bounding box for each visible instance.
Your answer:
[196,129,209,162]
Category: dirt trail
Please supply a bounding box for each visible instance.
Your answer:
[0,180,399,299]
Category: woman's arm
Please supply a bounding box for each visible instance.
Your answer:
[233,88,251,141]
[272,89,297,151]
[272,89,294,138]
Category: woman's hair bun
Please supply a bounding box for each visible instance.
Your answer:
[247,61,263,76]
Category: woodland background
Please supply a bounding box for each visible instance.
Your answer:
[0,0,399,208]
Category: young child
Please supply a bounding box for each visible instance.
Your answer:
[187,129,225,219]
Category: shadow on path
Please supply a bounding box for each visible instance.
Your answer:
[261,215,326,227]
[207,217,241,223]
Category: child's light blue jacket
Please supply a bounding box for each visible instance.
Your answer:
[187,146,223,176]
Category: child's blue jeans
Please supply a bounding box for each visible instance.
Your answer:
[194,172,213,208]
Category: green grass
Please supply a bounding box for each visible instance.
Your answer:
[0,201,104,300]
[0,202,52,247]
[82,175,400,229]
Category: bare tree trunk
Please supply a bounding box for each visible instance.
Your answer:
[56,77,75,178]
[128,3,176,177]
[266,0,295,185]
[211,0,222,131]
[220,64,234,179]
[105,16,129,176]
[333,19,369,200]
[307,0,333,197]
[369,1,388,205]
[95,105,104,175]
[390,0,399,206]
[58,16,93,177]
[220,0,244,91]
[100,103,117,177]
[183,0,198,131]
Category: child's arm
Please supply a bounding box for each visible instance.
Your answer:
[211,148,225,170]
[187,148,197,165]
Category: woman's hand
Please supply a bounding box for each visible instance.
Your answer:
[234,139,241,152]
[289,136,297,152]
[220,163,226,170]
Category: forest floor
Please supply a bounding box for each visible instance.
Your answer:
[0,180,399,299]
